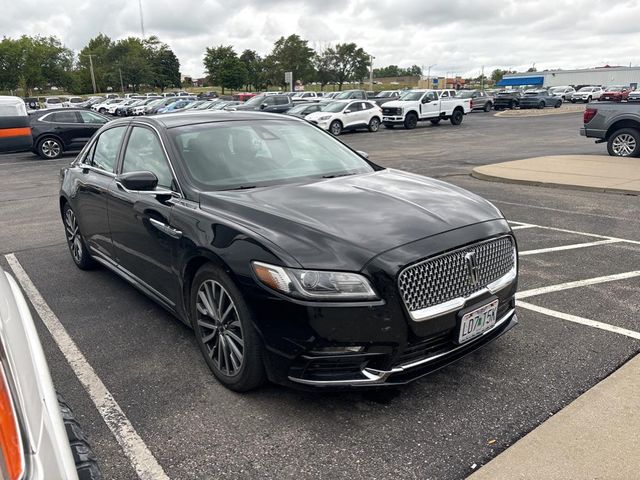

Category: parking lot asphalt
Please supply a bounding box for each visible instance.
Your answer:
[1,110,638,479]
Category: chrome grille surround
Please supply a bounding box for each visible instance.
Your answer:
[398,236,516,321]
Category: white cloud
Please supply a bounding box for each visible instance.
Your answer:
[1,0,639,78]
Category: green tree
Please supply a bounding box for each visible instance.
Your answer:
[145,36,180,91]
[265,34,314,87]
[239,49,262,91]
[219,57,247,92]
[313,48,336,90]
[77,34,113,93]
[329,43,370,90]
[203,45,236,91]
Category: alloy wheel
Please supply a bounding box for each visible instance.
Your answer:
[64,208,83,263]
[369,117,380,132]
[41,139,61,158]
[196,280,244,376]
[612,134,637,156]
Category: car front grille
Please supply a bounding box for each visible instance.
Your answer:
[398,236,515,314]
[382,107,401,116]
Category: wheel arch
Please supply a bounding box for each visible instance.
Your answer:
[606,120,640,140]
[35,133,66,149]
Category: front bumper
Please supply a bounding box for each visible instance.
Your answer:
[309,119,331,130]
[382,116,404,123]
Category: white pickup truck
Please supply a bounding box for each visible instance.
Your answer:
[381,89,472,129]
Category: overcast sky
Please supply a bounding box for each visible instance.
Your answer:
[2,0,640,79]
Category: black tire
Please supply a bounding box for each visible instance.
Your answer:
[62,203,95,270]
[329,120,342,135]
[607,128,640,157]
[587,96,592,103]
[37,136,63,159]
[537,101,545,109]
[58,394,102,480]
[570,99,576,103]
[368,116,380,132]
[484,102,492,112]
[190,264,266,392]
[98,108,106,114]
[430,118,441,125]
[403,112,418,129]
[510,101,517,109]
[383,123,395,129]
[450,109,464,125]
[554,101,562,108]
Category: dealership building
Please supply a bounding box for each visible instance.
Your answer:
[497,66,640,89]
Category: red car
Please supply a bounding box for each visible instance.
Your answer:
[233,92,257,102]
[600,86,632,102]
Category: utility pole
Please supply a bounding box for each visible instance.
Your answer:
[481,65,485,91]
[138,0,145,37]
[82,54,98,94]
[369,55,375,88]
[119,67,125,95]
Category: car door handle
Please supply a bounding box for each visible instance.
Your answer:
[149,218,182,239]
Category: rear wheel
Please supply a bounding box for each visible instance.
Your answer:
[329,120,342,135]
[191,264,266,391]
[450,109,464,125]
[37,137,63,159]
[62,203,95,270]
[607,128,640,157]
[554,100,562,108]
[368,117,380,132]
[538,101,545,109]
[484,102,492,112]
[403,112,418,129]
[430,118,441,125]
[58,394,102,480]
[510,101,517,109]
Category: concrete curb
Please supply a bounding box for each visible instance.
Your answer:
[467,353,640,480]
[472,155,640,196]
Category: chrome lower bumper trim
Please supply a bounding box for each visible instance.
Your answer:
[288,308,516,386]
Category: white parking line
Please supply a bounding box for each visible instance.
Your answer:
[510,225,537,231]
[4,254,169,480]
[517,300,640,340]
[517,271,640,299]
[495,199,637,222]
[510,221,640,246]
[519,239,622,256]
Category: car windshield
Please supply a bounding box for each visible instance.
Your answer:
[334,91,357,99]
[549,87,564,93]
[456,91,475,98]
[288,104,311,114]
[605,86,624,91]
[243,95,266,106]
[169,120,374,190]
[577,87,593,92]
[69,98,83,103]
[47,98,61,104]
[321,101,347,113]
[376,91,392,97]
[399,91,425,101]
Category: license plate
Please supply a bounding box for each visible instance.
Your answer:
[458,300,499,344]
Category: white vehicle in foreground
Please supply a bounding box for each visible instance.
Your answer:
[0,266,101,479]
[571,86,604,103]
[381,89,472,129]
[305,100,383,135]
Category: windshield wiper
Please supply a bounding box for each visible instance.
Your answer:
[322,172,356,179]
[223,185,258,191]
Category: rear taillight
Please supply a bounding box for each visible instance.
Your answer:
[584,108,598,123]
[0,365,24,480]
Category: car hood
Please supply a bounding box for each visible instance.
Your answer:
[305,111,335,121]
[232,104,260,111]
[199,169,503,270]
[381,100,412,109]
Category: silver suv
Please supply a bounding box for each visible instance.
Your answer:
[0,267,101,479]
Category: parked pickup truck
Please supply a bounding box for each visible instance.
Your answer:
[580,102,640,157]
[381,89,471,129]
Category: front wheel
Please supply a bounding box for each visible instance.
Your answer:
[587,96,592,103]
[538,101,545,109]
[450,109,464,125]
[607,128,640,157]
[403,112,418,129]
[368,117,380,132]
[191,264,266,391]
[484,102,492,112]
[329,120,342,135]
[62,203,95,270]
[510,101,517,109]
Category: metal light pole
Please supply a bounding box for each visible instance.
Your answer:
[481,65,485,91]
[369,55,375,88]
[82,54,98,94]
[427,64,436,88]
[138,0,145,37]
[119,67,125,95]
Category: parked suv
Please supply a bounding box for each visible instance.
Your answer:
[549,86,576,101]
[230,94,293,113]
[305,99,382,134]
[456,90,494,112]
[571,86,603,103]
[600,86,632,102]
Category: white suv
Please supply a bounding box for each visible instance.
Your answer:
[305,100,383,135]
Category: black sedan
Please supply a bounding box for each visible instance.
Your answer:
[30,109,109,159]
[59,112,518,391]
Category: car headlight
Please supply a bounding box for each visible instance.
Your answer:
[252,261,378,300]
[318,115,332,121]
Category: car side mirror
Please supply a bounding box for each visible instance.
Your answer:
[260,103,267,109]
[116,171,158,191]
[356,150,369,159]
[344,109,351,114]
[422,98,430,104]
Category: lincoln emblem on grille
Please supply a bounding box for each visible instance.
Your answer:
[465,252,480,286]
